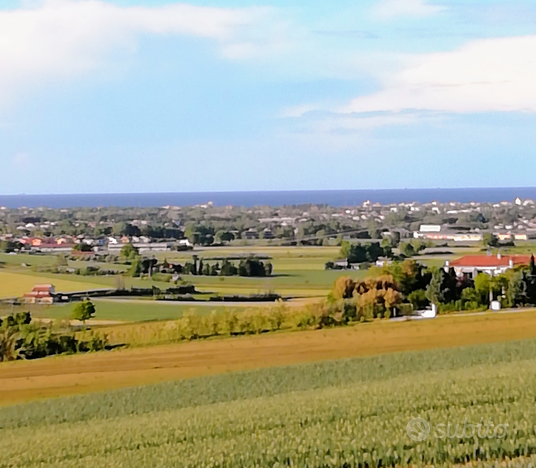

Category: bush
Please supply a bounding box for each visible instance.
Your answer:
[0,312,108,361]
[151,273,173,283]
[407,289,429,310]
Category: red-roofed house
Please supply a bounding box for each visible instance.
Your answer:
[446,254,533,279]
[23,284,56,304]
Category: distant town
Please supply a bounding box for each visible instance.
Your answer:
[1,197,535,253]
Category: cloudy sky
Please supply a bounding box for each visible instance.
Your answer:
[2,0,536,194]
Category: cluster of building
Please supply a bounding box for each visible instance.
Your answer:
[0,234,193,254]
[413,224,535,243]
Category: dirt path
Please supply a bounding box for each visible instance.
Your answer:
[2,310,536,406]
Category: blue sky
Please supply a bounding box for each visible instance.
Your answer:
[2,0,536,194]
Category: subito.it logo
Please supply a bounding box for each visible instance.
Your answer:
[406,417,431,441]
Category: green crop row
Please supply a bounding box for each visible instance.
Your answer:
[3,340,536,467]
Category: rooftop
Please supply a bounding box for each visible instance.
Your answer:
[450,255,533,268]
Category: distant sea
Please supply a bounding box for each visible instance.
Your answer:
[1,188,536,209]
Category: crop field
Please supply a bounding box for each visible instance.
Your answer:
[3,339,536,466]
[0,271,104,298]
[0,252,56,267]
[2,310,536,406]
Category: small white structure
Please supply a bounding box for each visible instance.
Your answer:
[491,301,502,312]
[419,225,441,233]
[420,304,438,319]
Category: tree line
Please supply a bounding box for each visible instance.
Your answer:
[330,257,536,320]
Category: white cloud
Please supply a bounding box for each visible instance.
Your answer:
[0,0,285,107]
[373,0,446,19]
[341,35,536,115]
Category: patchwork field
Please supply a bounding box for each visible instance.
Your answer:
[3,338,536,466]
[2,310,536,406]
[0,245,493,304]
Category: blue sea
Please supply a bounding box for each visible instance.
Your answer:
[0,188,535,209]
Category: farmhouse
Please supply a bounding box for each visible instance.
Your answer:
[446,254,533,279]
[23,284,56,304]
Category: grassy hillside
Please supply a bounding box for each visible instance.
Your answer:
[2,340,536,467]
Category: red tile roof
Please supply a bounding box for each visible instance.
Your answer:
[450,255,533,268]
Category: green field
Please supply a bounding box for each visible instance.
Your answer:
[2,339,536,467]
[26,299,268,322]
[0,270,105,299]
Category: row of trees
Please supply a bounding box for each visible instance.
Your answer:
[339,241,390,264]
[327,238,435,271]
[126,254,273,279]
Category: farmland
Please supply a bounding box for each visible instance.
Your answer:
[0,247,358,302]
[0,270,103,299]
[0,244,479,312]
[3,338,536,466]
[2,309,536,405]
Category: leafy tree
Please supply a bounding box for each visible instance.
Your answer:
[365,243,384,262]
[474,273,497,305]
[339,240,351,259]
[400,242,415,258]
[128,257,142,277]
[71,300,96,324]
[192,255,199,275]
[72,243,93,252]
[215,230,235,244]
[385,231,401,248]
[367,219,380,239]
[220,260,238,276]
[461,287,481,310]
[184,224,197,244]
[440,267,463,304]
[407,289,429,310]
[332,276,356,300]
[141,258,158,275]
[425,267,443,304]
[120,243,139,260]
[183,262,195,275]
[483,233,499,248]
[347,244,367,263]
[239,258,267,277]
[0,240,19,253]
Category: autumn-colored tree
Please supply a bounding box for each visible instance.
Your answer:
[332,276,356,300]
